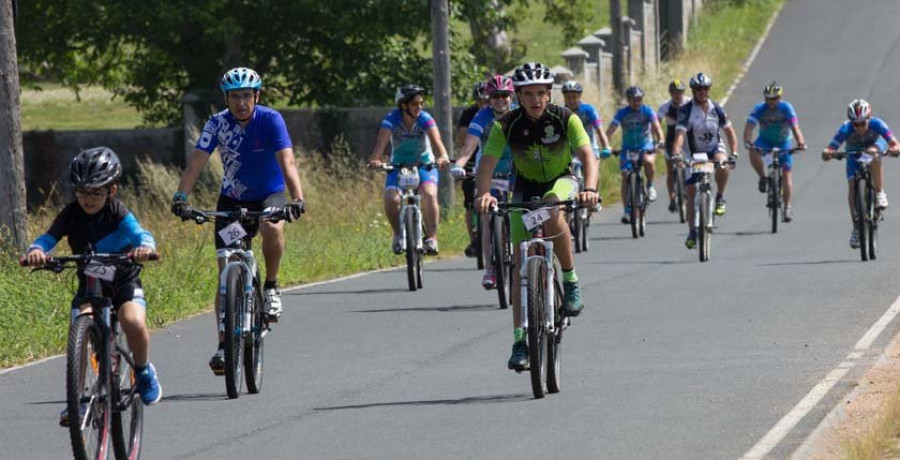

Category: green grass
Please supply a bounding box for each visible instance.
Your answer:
[20,84,147,131]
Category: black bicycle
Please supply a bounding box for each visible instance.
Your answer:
[752,146,803,233]
[686,153,736,262]
[831,150,886,261]
[182,206,295,398]
[451,163,484,269]
[23,251,159,460]
[487,174,513,310]
[672,154,688,223]
[615,149,653,239]
[570,161,591,253]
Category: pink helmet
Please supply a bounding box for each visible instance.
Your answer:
[485,75,514,96]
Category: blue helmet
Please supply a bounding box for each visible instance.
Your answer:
[220,67,262,93]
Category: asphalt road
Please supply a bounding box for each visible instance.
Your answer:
[5,1,900,458]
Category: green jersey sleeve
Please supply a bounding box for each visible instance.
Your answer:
[483,122,508,158]
[567,114,591,152]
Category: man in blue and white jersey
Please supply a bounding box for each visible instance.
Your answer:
[606,85,664,223]
[822,99,900,248]
[451,75,515,289]
[171,67,306,374]
[743,81,807,222]
[659,79,687,213]
[368,84,451,256]
[671,72,739,249]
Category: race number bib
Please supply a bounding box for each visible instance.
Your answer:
[626,150,641,161]
[84,262,116,282]
[762,152,774,168]
[858,153,874,165]
[522,208,551,231]
[491,179,510,192]
[398,170,420,189]
[218,222,248,247]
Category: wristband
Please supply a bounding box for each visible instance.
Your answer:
[582,188,597,193]
[173,191,187,201]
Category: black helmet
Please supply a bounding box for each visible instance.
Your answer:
[511,62,554,88]
[395,84,426,105]
[668,79,686,92]
[561,81,583,94]
[625,85,644,99]
[70,147,122,189]
[472,81,489,100]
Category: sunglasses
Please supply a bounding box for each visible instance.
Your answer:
[490,93,511,99]
[75,189,109,198]
[852,121,868,127]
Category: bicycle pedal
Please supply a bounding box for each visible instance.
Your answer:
[267,313,280,323]
[211,368,225,376]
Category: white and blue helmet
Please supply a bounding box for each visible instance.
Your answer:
[220,67,262,93]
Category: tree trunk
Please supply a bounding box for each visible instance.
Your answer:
[0,0,26,253]
[431,0,454,214]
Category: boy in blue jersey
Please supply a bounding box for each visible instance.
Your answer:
[368,84,450,255]
[171,67,305,374]
[451,75,515,289]
[606,85,664,223]
[561,80,612,162]
[822,99,900,248]
[743,81,807,222]
[26,147,162,422]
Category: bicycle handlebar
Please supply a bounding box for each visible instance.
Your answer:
[370,162,437,172]
[181,207,288,225]
[492,199,581,214]
[20,251,160,270]
[748,146,805,154]
[830,150,888,160]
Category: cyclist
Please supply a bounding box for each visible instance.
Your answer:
[457,81,491,257]
[822,99,900,248]
[474,62,599,371]
[368,84,451,255]
[605,85,664,224]
[658,79,688,213]
[561,80,613,175]
[25,147,162,423]
[451,75,515,289]
[672,72,739,249]
[743,81,807,222]
[170,67,305,374]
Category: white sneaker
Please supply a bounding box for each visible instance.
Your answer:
[647,185,658,202]
[391,234,404,254]
[850,229,860,249]
[423,238,439,255]
[877,191,889,209]
[265,288,282,321]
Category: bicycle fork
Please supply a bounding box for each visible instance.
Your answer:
[399,194,423,252]
[518,239,557,335]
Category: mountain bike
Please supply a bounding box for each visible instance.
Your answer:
[488,174,513,310]
[570,161,591,253]
[615,149,654,239]
[831,150,887,261]
[688,153,736,262]
[375,163,435,291]
[182,206,294,398]
[494,199,579,399]
[672,154,688,223]
[22,251,159,460]
[451,163,483,269]
[752,146,803,233]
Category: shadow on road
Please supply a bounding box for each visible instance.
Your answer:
[714,230,770,236]
[291,287,409,296]
[26,399,66,405]
[426,266,476,273]
[313,393,530,411]
[353,304,497,313]
[590,235,633,241]
[757,259,859,267]
[160,393,228,402]
[584,260,691,266]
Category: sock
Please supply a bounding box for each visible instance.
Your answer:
[513,328,525,342]
[264,280,278,291]
[716,192,723,200]
[562,268,578,283]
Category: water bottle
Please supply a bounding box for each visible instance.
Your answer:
[243,295,252,332]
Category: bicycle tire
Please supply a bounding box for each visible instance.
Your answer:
[869,195,878,261]
[526,257,547,399]
[546,257,563,394]
[581,207,590,252]
[492,214,510,310]
[573,207,583,253]
[405,209,418,291]
[638,174,646,238]
[629,172,639,239]
[770,170,779,234]
[857,178,869,262]
[67,314,111,460]
[244,283,265,394]
[699,191,710,262]
[475,211,484,270]
[676,168,687,224]
[111,324,143,460]
[223,265,245,399]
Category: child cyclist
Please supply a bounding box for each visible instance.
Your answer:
[24,147,162,425]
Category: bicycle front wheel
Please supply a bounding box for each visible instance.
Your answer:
[245,284,265,394]
[223,265,245,399]
[111,325,142,460]
[492,214,510,310]
[526,257,547,399]
[67,314,111,460]
[769,171,779,234]
[628,172,639,239]
[699,191,711,262]
[856,178,869,262]
[405,209,418,291]
[676,168,687,223]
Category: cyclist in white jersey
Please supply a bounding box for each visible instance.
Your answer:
[671,73,739,249]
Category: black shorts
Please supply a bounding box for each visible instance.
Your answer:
[214,193,287,250]
[74,272,146,309]
[462,177,476,209]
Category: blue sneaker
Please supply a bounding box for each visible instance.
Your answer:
[136,363,162,406]
[562,281,584,317]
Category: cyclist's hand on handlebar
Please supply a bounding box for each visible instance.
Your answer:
[171,191,187,218]
[822,148,834,161]
[744,141,756,152]
[24,248,48,267]
[450,165,467,179]
[600,148,612,159]
[435,156,450,168]
[475,193,497,214]
[889,146,900,157]
[131,246,154,262]
[578,190,599,209]
[285,199,305,222]
[796,142,807,151]
[367,159,383,169]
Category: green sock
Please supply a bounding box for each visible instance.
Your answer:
[562,268,578,283]
[513,327,525,342]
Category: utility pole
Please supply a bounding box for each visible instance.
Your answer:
[610,0,626,100]
[431,0,454,212]
[0,0,26,252]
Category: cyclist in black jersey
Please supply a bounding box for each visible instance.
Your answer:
[457,81,491,257]
[659,79,687,212]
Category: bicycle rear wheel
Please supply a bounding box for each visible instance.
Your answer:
[474,211,484,270]
[492,214,511,310]
[405,210,418,291]
[526,257,547,399]
[699,191,711,262]
[572,207,583,253]
[676,168,687,223]
[244,284,265,394]
[866,182,878,261]
[67,314,111,460]
[546,257,563,394]
[111,325,142,460]
[769,170,779,234]
[856,178,869,262]
[637,175,647,238]
[629,172,639,239]
[223,265,245,399]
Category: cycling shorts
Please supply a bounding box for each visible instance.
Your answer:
[214,192,287,250]
[619,149,657,172]
[754,139,794,172]
[461,177,476,208]
[385,165,439,192]
[846,139,887,179]
[509,174,578,244]
[686,151,729,186]
[74,277,146,309]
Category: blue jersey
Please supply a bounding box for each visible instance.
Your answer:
[468,107,513,176]
[611,105,657,151]
[747,101,798,145]
[828,118,894,151]
[380,109,436,165]
[30,198,155,255]
[574,102,604,149]
[195,105,293,201]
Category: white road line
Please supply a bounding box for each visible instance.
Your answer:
[720,2,785,107]
[740,293,900,459]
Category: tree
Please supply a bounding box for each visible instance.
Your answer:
[0,0,26,252]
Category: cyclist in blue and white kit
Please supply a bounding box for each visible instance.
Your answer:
[171,67,306,374]
[451,75,515,289]
[659,79,687,213]
[822,99,900,248]
[561,80,612,170]
[605,85,664,223]
[743,81,807,222]
[671,73,739,249]
[368,85,451,255]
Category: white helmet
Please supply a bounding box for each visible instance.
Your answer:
[689,72,713,88]
[847,99,872,122]
[511,62,554,88]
